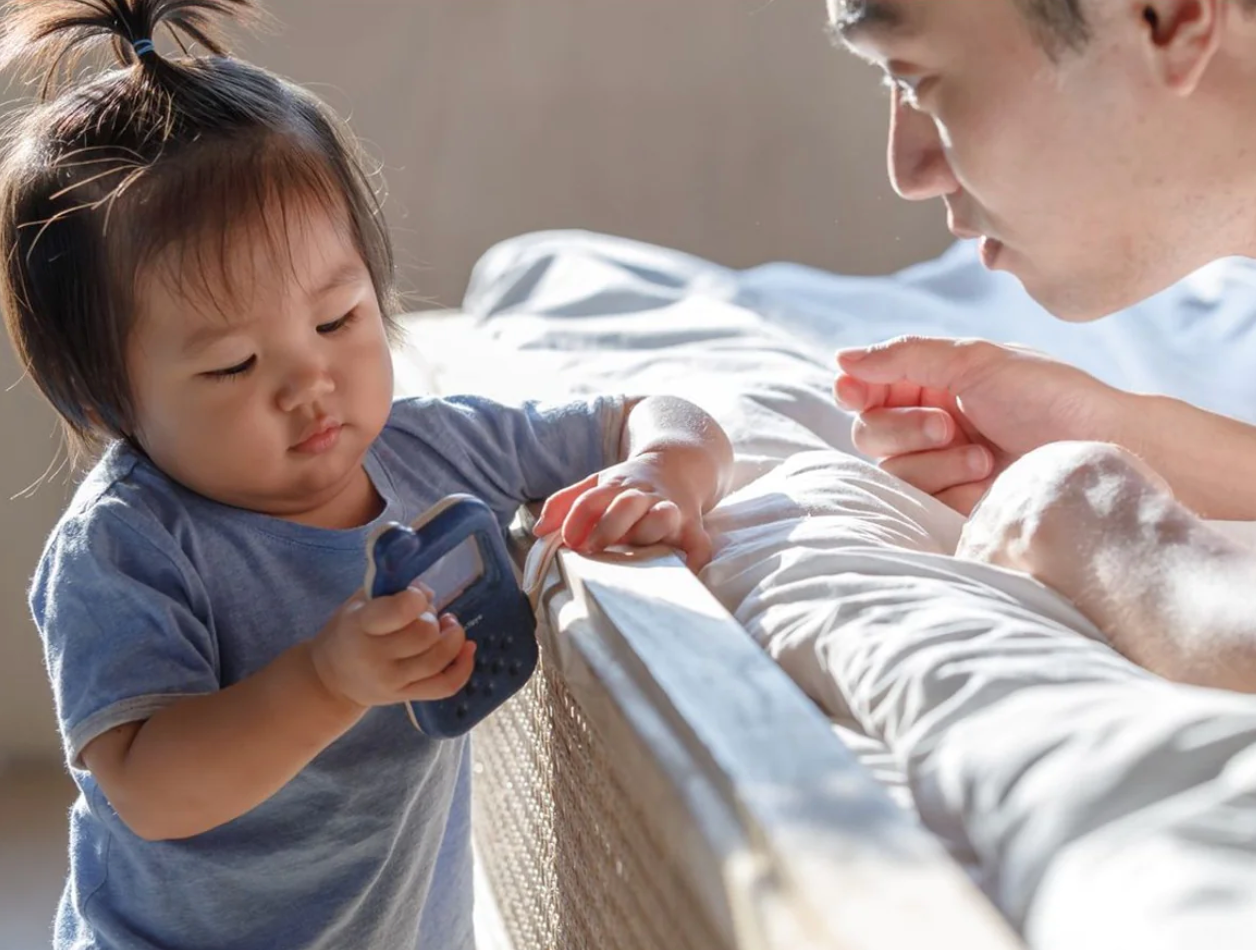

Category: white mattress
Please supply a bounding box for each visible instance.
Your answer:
[395,230,1256,949]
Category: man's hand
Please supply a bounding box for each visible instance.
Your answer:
[835,337,1126,513]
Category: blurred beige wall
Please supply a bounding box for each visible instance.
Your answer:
[0,0,950,761]
[238,0,951,305]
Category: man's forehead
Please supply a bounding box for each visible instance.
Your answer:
[827,0,915,45]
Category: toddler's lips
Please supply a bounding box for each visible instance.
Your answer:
[292,421,342,454]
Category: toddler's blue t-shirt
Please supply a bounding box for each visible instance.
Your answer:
[30,394,624,950]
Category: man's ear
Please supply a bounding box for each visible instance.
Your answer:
[1137,0,1225,95]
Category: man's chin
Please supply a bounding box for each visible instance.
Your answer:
[1015,267,1136,324]
[1015,254,1200,324]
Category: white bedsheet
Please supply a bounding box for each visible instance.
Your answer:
[466,229,1256,422]
[402,230,1256,948]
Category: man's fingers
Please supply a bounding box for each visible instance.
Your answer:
[835,373,901,413]
[880,444,994,497]
[936,480,995,518]
[852,407,963,458]
[834,374,871,411]
[837,336,1003,391]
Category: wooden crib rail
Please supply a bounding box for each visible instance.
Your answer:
[509,545,1023,950]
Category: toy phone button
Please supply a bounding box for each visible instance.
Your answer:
[508,661,523,677]
[455,704,470,719]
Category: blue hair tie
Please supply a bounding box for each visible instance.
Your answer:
[131,38,155,57]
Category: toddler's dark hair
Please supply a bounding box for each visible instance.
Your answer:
[0,0,398,461]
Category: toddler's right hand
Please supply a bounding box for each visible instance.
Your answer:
[309,586,476,709]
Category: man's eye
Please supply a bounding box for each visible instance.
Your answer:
[882,73,925,108]
[203,356,256,380]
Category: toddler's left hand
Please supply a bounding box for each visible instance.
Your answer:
[534,454,713,570]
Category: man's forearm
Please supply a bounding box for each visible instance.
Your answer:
[1118,391,1256,519]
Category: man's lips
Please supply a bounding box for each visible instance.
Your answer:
[949,223,983,240]
[947,221,1005,268]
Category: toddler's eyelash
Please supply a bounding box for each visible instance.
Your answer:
[205,356,256,381]
[317,310,357,335]
[200,311,357,381]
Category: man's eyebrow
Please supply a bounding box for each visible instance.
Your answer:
[825,0,911,46]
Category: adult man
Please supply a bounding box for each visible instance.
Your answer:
[829,0,1256,691]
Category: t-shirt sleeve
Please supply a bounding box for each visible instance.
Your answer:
[389,394,627,516]
[31,504,220,768]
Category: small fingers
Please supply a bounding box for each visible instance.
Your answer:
[358,586,433,636]
[583,493,686,552]
[559,482,629,549]
[401,639,478,702]
[621,500,684,549]
[675,521,713,571]
[394,614,468,684]
[535,474,598,537]
[378,609,444,659]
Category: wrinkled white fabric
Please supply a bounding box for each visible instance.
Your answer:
[399,230,1256,947]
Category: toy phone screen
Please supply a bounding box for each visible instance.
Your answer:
[419,535,485,612]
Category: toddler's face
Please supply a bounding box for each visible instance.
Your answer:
[126,205,394,526]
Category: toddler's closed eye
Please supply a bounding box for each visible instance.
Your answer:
[317,311,358,335]
[203,355,256,380]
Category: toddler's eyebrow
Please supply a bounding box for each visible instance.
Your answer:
[307,261,369,302]
[180,317,257,357]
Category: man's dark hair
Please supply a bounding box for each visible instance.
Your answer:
[1020,0,1256,54]
[1016,0,1090,53]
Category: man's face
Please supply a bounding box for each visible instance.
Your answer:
[831,0,1230,321]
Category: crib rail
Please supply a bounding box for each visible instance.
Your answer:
[471,544,1023,950]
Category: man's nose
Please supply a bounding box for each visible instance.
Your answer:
[887,89,958,202]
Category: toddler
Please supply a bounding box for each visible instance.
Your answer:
[0,2,732,948]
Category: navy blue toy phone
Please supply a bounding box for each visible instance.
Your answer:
[364,494,538,739]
